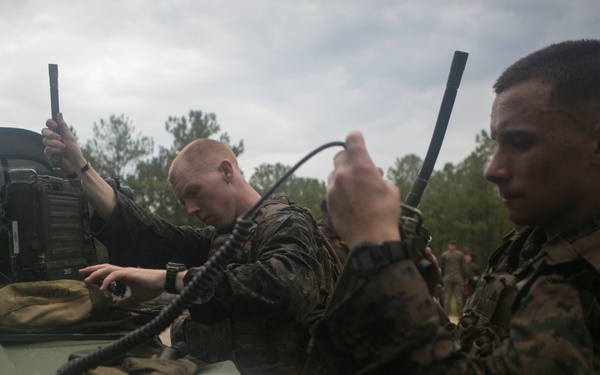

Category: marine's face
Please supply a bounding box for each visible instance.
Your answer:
[170,160,236,231]
[484,79,596,235]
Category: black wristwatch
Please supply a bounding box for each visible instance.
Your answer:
[165,262,187,294]
[348,241,411,275]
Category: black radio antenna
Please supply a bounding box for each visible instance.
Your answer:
[48,63,62,176]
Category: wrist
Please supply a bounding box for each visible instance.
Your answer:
[346,228,401,249]
[66,160,91,179]
[348,241,411,275]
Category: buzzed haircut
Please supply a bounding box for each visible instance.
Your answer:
[168,138,239,184]
[494,39,600,124]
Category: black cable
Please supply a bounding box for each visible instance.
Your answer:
[243,141,345,217]
[55,140,345,375]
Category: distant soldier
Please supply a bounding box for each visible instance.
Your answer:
[440,240,466,316]
[317,199,350,264]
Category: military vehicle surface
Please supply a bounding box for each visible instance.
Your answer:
[0,127,240,374]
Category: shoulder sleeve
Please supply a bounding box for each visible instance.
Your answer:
[188,204,327,324]
[89,192,212,268]
[490,274,596,373]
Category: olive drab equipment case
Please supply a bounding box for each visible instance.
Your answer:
[0,128,97,283]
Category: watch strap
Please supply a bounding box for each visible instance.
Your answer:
[165,262,187,294]
[348,241,411,275]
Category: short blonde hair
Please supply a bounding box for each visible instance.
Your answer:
[168,139,239,185]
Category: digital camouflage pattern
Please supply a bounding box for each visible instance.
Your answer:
[317,219,350,264]
[308,210,600,374]
[90,193,341,375]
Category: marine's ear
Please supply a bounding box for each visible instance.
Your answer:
[218,159,235,182]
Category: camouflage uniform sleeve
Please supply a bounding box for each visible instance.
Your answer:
[309,257,467,373]
[187,206,325,324]
[90,192,212,268]
[309,257,595,374]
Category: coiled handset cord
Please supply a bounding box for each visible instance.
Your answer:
[55,141,345,375]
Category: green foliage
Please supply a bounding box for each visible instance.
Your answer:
[163,110,244,156]
[125,148,180,221]
[387,153,423,200]
[249,162,326,219]
[249,163,288,195]
[81,114,154,179]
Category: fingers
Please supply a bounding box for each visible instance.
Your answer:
[42,113,74,142]
[44,118,59,134]
[42,129,66,158]
[42,114,67,161]
[42,112,87,172]
[80,264,122,291]
[333,131,375,171]
[43,112,67,134]
[52,112,68,133]
[327,131,401,247]
[329,131,373,191]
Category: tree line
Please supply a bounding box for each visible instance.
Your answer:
[78,109,513,265]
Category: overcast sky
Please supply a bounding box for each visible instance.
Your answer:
[1,0,599,183]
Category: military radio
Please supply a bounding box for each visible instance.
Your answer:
[1,169,97,282]
[0,64,98,283]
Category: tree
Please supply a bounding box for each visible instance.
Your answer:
[249,163,326,218]
[422,130,512,262]
[164,110,244,156]
[81,114,154,179]
[387,154,423,200]
[126,110,244,226]
[249,163,290,196]
[126,148,175,219]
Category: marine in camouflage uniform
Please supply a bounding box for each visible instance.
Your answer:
[309,212,600,374]
[305,40,600,374]
[90,192,340,375]
[40,124,340,375]
[440,240,467,316]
